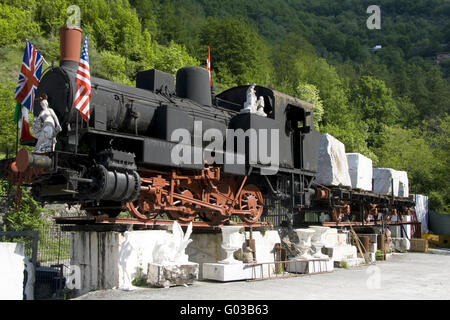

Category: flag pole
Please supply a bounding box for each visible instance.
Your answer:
[15,122,19,156]
[75,109,78,154]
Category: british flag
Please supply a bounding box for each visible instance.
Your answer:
[14,40,44,112]
[74,33,91,122]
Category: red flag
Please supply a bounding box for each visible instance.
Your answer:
[206,46,212,87]
[18,105,34,141]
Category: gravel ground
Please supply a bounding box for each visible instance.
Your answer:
[76,252,450,300]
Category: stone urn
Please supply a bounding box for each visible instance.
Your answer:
[218,226,244,264]
[309,226,329,259]
[293,228,315,260]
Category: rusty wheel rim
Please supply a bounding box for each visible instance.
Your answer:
[126,194,158,220]
[239,184,263,224]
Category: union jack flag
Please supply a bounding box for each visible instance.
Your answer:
[14,40,44,112]
[74,33,91,122]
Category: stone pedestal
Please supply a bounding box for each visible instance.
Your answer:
[286,258,334,274]
[321,229,364,267]
[148,262,199,288]
[202,263,258,282]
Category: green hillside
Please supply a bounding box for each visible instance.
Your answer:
[0,0,448,213]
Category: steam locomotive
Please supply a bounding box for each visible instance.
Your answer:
[4,50,322,226]
[2,28,415,228]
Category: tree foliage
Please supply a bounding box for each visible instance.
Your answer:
[0,0,448,213]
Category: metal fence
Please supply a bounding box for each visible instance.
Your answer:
[0,204,83,300]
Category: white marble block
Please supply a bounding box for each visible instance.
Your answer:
[147,262,199,288]
[373,168,409,197]
[286,258,334,274]
[373,168,398,196]
[346,153,373,191]
[325,245,358,261]
[0,242,25,300]
[202,263,259,281]
[414,194,429,233]
[316,133,352,187]
[396,170,409,197]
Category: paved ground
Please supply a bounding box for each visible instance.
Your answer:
[76,252,450,300]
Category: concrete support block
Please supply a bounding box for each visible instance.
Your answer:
[70,231,121,297]
[246,230,280,263]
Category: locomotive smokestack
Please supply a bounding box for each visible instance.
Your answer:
[59,26,82,69]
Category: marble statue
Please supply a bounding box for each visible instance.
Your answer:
[240,83,257,114]
[240,84,267,117]
[152,221,193,265]
[32,94,62,153]
[118,232,136,291]
[256,96,267,117]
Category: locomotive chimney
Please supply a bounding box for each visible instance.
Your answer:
[59,26,82,69]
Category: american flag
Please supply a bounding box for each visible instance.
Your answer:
[206,46,212,87]
[14,40,44,112]
[74,33,91,122]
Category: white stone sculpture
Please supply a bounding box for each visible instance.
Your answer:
[293,228,315,260]
[118,232,136,291]
[240,83,257,114]
[256,96,267,117]
[218,226,244,264]
[153,221,193,265]
[32,95,62,153]
[309,226,329,258]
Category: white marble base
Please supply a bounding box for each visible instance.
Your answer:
[147,262,199,288]
[202,263,262,281]
[325,245,357,261]
[0,242,25,300]
[286,258,334,274]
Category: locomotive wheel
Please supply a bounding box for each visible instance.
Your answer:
[126,194,159,220]
[199,180,235,224]
[167,189,196,222]
[238,184,263,224]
